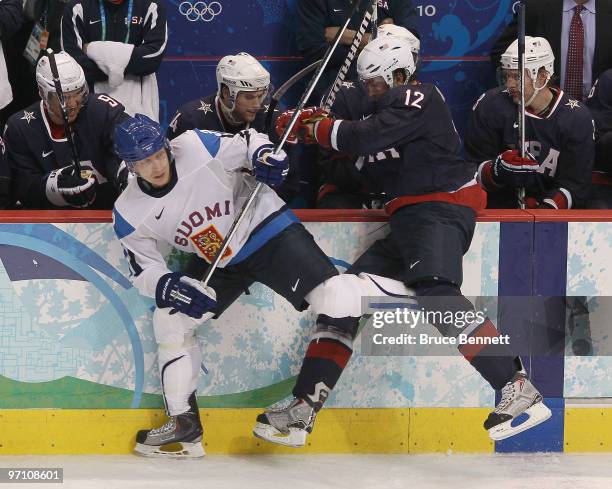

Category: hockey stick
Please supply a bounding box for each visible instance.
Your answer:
[323,0,377,110]
[370,0,378,40]
[46,49,83,176]
[201,0,366,287]
[264,59,323,133]
[516,2,526,209]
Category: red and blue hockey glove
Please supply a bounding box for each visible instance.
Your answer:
[491,150,540,188]
[252,143,289,187]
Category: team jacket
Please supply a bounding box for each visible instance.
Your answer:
[587,68,612,140]
[0,0,23,39]
[3,94,129,209]
[327,83,481,214]
[113,128,294,299]
[466,86,595,209]
[167,94,273,140]
[297,0,418,66]
[61,0,167,85]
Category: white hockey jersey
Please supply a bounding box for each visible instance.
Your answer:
[113,128,294,298]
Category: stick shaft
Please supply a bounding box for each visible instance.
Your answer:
[517,2,526,208]
[201,0,365,287]
[46,49,82,175]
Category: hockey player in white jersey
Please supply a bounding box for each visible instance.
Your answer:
[112,114,398,457]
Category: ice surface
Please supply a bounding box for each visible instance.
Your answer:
[2,453,611,489]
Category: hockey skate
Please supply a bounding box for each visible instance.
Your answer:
[134,395,204,459]
[484,371,552,441]
[253,397,320,448]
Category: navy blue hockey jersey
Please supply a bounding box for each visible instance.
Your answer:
[466,86,594,208]
[329,83,482,214]
[167,94,272,140]
[61,0,167,85]
[587,68,612,138]
[3,94,129,209]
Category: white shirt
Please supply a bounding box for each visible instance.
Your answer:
[113,128,287,298]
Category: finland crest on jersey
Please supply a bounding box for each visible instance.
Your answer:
[112,128,286,297]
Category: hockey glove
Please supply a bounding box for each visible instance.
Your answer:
[274,109,300,144]
[252,143,289,187]
[295,107,334,147]
[45,164,97,208]
[156,272,217,320]
[491,150,540,188]
[525,189,572,209]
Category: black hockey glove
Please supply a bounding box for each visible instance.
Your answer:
[45,164,97,208]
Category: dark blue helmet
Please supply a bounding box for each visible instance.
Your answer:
[113,114,167,169]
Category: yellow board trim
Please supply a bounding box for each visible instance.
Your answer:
[0,408,493,455]
[564,408,612,452]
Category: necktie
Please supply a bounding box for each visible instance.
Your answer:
[564,4,584,100]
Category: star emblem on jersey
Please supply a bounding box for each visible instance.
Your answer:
[21,111,36,124]
[341,81,355,89]
[190,225,232,263]
[197,101,213,115]
[566,99,580,109]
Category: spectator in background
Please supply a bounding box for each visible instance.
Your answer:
[468,37,594,209]
[0,0,25,127]
[3,52,129,209]
[491,0,612,101]
[585,68,612,207]
[61,0,167,121]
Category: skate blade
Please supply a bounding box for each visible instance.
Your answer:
[134,441,205,459]
[488,401,552,441]
[252,422,307,448]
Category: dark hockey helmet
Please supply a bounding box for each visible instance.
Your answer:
[113,114,170,170]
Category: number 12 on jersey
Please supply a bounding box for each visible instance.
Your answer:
[405,89,424,109]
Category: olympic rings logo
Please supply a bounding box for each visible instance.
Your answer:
[179,1,222,22]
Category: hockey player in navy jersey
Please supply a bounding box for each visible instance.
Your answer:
[317,24,420,208]
[586,67,612,208]
[279,36,552,441]
[2,52,129,209]
[167,52,297,203]
[167,53,271,141]
[466,36,594,209]
[112,114,410,457]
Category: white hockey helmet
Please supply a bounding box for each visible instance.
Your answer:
[216,52,270,103]
[357,36,416,88]
[500,36,555,81]
[377,24,420,63]
[36,51,88,102]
